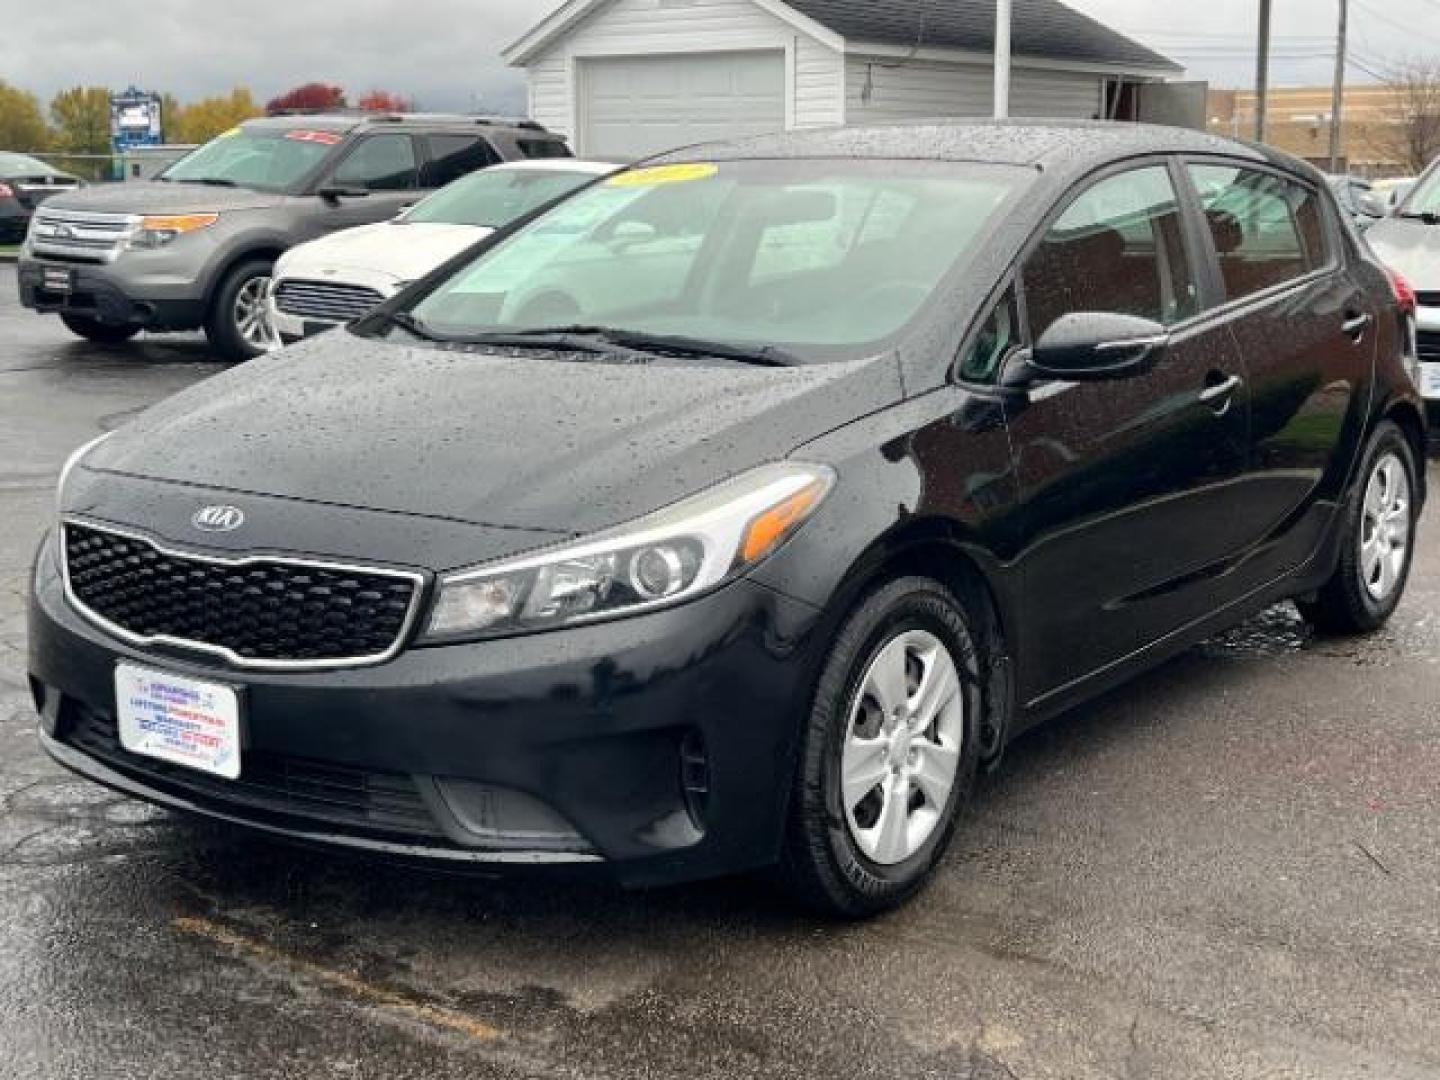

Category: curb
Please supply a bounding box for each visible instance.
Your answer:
[0,252,18,264]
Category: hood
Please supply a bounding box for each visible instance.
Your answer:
[84,333,900,545]
[42,179,282,215]
[279,220,491,283]
[1365,217,1440,290]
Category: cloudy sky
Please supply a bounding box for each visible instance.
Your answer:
[0,0,1428,113]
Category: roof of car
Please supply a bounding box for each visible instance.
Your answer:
[241,112,559,135]
[784,0,1178,73]
[488,159,619,175]
[649,120,1288,174]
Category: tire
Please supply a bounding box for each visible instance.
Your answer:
[60,314,140,345]
[779,576,983,918]
[1298,420,1419,635]
[204,258,276,363]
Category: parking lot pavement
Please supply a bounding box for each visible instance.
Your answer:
[3,262,1440,1080]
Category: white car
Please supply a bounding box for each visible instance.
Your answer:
[267,159,616,344]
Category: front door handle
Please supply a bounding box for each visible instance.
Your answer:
[1199,372,1244,413]
[1342,311,1373,341]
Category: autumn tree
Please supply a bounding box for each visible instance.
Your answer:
[49,86,112,179]
[171,88,262,143]
[0,80,50,151]
[357,90,413,113]
[265,82,346,115]
[1365,58,1440,174]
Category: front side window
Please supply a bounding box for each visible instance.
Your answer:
[959,287,1021,385]
[333,134,418,191]
[422,135,501,188]
[1189,164,1329,300]
[1022,165,1198,341]
[160,127,339,192]
[518,138,573,160]
[402,159,1030,361]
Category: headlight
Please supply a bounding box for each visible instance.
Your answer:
[56,432,112,516]
[424,462,835,642]
[124,213,218,250]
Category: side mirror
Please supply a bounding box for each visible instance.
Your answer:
[1021,312,1169,382]
[1356,193,1387,219]
[317,184,371,204]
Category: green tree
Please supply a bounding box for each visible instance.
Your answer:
[171,88,261,144]
[49,86,112,179]
[0,80,50,152]
[160,92,185,142]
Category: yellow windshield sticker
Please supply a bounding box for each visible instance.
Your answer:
[607,163,718,187]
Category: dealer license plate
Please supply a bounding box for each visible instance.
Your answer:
[41,266,73,293]
[115,663,241,780]
[1420,363,1440,401]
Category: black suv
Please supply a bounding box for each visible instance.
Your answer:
[16,113,570,361]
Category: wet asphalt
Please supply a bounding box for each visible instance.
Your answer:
[1,262,1439,1079]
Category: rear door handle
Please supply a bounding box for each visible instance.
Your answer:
[1199,373,1243,410]
[1342,312,1373,340]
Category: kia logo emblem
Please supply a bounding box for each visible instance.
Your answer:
[192,505,245,532]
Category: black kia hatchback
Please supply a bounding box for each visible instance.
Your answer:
[30,122,1425,916]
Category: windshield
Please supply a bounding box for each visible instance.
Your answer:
[0,152,57,175]
[1398,173,1435,215]
[161,126,340,192]
[404,167,602,228]
[401,158,1028,360]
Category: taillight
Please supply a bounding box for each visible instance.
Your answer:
[0,182,13,198]
[1389,267,1418,315]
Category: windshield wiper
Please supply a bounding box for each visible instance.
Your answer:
[171,176,238,188]
[1398,209,1440,224]
[376,310,446,342]
[503,325,798,367]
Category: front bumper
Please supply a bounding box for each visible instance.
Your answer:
[29,535,824,886]
[17,254,207,331]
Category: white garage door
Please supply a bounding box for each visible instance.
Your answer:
[581,51,786,160]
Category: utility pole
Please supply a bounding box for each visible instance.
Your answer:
[1329,0,1349,171]
[1255,0,1272,141]
[994,0,1012,120]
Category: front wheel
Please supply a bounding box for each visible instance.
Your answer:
[1298,420,1419,635]
[204,258,276,362]
[60,314,140,345]
[779,577,982,918]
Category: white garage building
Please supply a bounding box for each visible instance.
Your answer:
[504,0,1184,160]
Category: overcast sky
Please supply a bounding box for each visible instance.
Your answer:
[0,0,1428,113]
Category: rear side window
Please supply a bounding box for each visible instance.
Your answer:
[333,134,418,191]
[518,138,572,160]
[423,135,501,187]
[1189,164,1330,300]
[1023,165,1199,340]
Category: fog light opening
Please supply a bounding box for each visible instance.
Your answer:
[679,729,711,831]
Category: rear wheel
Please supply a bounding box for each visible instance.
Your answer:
[204,258,276,362]
[779,577,981,918]
[60,314,139,345]
[1298,420,1418,634]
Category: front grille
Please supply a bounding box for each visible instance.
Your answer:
[274,279,386,324]
[1418,329,1440,364]
[30,207,134,263]
[63,522,421,668]
[1415,291,1440,310]
[63,705,445,840]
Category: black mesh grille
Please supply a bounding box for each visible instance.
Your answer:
[64,523,419,665]
[1414,291,1440,310]
[62,706,445,840]
[1418,330,1440,365]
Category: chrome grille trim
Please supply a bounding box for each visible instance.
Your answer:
[31,208,138,263]
[59,516,429,672]
[274,279,387,323]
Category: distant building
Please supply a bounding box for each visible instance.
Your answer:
[1208,85,1409,177]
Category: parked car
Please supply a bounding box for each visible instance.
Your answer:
[1368,161,1440,412]
[0,152,80,243]
[1325,174,1386,231]
[269,159,615,344]
[31,122,1424,917]
[15,113,570,360]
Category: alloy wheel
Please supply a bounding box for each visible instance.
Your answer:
[1359,451,1411,603]
[841,629,964,866]
[233,275,277,352]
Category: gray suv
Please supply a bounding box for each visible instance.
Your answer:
[16,113,570,361]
